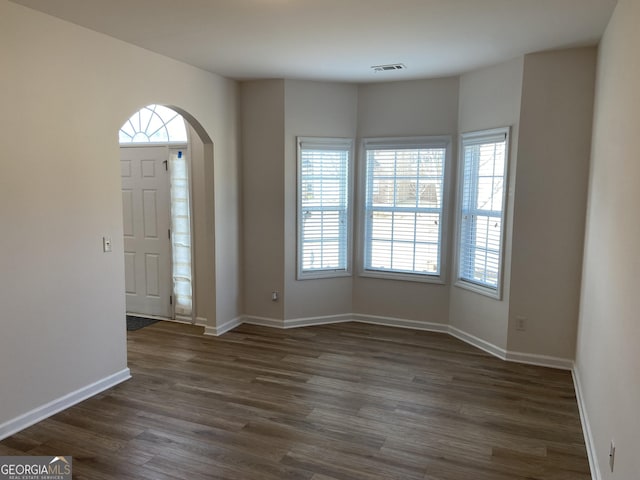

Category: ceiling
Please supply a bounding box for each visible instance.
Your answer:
[11,0,617,83]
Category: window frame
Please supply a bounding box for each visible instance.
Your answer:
[119,104,188,145]
[358,136,452,284]
[454,127,511,299]
[296,136,354,280]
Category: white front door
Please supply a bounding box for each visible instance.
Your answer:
[121,146,172,318]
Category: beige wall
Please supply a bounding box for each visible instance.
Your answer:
[353,78,459,323]
[188,125,216,325]
[452,50,596,360]
[283,80,358,319]
[576,0,640,477]
[0,0,241,426]
[356,78,460,137]
[450,58,524,349]
[241,80,286,319]
[213,93,243,325]
[509,48,596,359]
[242,63,595,355]
[243,77,461,324]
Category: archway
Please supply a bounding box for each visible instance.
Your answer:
[118,104,211,326]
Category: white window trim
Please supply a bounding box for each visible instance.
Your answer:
[453,127,511,300]
[297,136,354,280]
[357,136,452,284]
[119,104,188,145]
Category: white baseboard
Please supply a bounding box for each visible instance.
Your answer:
[195,316,208,327]
[243,315,284,328]
[572,365,600,480]
[284,313,352,328]
[0,368,131,441]
[505,350,573,370]
[208,314,352,335]
[448,325,508,360]
[231,313,448,333]
[204,315,286,336]
[353,313,449,333]
[447,326,573,370]
[204,316,243,336]
[213,313,573,370]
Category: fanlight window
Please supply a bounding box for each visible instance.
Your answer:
[119,104,187,144]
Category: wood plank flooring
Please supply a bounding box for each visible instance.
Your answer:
[0,321,590,479]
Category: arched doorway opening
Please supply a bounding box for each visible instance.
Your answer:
[118,104,200,325]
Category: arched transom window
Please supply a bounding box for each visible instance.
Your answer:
[119,104,187,144]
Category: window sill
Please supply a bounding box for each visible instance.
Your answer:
[454,279,502,300]
[297,270,352,281]
[359,269,445,285]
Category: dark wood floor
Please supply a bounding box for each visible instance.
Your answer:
[0,321,590,479]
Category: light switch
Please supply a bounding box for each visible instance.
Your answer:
[103,236,112,253]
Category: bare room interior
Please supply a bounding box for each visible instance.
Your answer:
[0,0,638,479]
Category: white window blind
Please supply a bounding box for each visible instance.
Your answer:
[457,128,509,294]
[169,149,193,317]
[297,138,352,278]
[363,139,447,277]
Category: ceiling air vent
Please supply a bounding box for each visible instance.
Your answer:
[371,63,406,73]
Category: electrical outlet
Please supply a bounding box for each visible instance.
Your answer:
[609,440,615,472]
[271,291,279,302]
[516,316,527,331]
